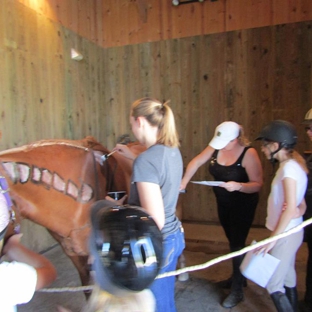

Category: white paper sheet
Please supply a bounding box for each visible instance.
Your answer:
[191,181,224,186]
[240,248,281,288]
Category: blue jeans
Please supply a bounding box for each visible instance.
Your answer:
[150,227,185,312]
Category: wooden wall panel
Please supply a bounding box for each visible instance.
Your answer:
[273,0,312,26]
[1,2,312,242]
[170,3,203,39]
[1,0,109,147]
[226,0,272,31]
[202,0,226,34]
[18,0,312,48]
[101,0,164,47]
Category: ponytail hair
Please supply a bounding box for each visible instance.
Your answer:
[237,126,251,147]
[288,149,309,174]
[82,285,155,312]
[131,97,180,147]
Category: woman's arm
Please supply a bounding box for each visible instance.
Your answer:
[180,145,215,190]
[257,177,298,254]
[241,148,263,193]
[272,177,299,234]
[221,148,263,193]
[113,144,137,161]
[2,234,57,290]
[137,182,165,230]
[283,198,307,218]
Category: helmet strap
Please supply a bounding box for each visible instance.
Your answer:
[269,143,283,173]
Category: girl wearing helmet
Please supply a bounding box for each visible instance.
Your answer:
[256,120,308,312]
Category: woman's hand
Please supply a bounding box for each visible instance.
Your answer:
[179,180,188,192]
[255,240,276,255]
[219,181,242,192]
[281,199,306,218]
[113,144,136,160]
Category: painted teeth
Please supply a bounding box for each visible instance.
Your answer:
[18,164,30,183]
[1,161,94,203]
[2,162,17,183]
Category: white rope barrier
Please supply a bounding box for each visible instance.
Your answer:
[39,217,312,293]
[39,285,94,293]
[157,217,312,279]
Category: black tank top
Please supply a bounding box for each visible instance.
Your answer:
[209,147,258,203]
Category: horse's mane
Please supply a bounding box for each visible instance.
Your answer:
[0,135,144,160]
[0,137,108,156]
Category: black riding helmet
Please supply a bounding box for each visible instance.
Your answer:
[89,200,163,296]
[256,120,297,162]
[256,120,297,147]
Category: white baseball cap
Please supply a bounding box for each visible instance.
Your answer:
[209,121,240,149]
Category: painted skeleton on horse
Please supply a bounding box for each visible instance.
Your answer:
[0,136,145,290]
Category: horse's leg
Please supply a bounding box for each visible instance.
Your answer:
[67,254,92,296]
[48,231,92,298]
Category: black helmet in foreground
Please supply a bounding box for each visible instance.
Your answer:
[256,120,297,149]
[89,200,163,296]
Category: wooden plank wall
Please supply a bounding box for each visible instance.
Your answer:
[0,0,124,149]
[18,0,312,48]
[100,25,312,225]
[0,1,311,242]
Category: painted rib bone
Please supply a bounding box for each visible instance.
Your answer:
[2,161,94,203]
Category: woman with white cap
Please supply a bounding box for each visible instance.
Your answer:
[180,121,263,309]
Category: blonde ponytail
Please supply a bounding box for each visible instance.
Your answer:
[289,150,309,174]
[131,98,180,147]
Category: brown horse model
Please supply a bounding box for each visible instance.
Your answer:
[0,136,145,291]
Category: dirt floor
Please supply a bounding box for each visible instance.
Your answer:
[17,223,308,312]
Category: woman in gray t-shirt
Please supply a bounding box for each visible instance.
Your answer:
[113,97,185,312]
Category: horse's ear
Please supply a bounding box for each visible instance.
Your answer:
[82,136,109,153]
[82,136,100,148]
